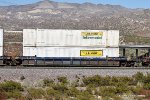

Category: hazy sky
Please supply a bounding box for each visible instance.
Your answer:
[0,0,149,8]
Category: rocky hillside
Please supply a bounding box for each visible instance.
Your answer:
[0,0,150,44]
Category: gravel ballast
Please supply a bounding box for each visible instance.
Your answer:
[0,68,149,86]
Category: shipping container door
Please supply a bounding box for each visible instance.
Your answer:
[0,29,3,47]
[23,29,36,46]
[106,48,119,57]
[107,30,119,47]
[36,29,46,46]
[23,47,36,56]
[0,29,3,56]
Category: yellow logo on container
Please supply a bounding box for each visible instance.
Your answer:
[81,32,103,39]
[80,50,103,56]
[81,32,103,36]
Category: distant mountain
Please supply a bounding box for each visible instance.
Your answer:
[0,0,150,44]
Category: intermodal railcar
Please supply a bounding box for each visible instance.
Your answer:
[0,29,149,67]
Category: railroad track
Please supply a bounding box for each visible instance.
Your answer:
[0,66,150,69]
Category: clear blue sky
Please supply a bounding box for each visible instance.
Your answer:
[0,0,149,9]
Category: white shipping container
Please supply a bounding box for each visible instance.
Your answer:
[0,47,3,56]
[0,29,3,56]
[23,47,119,58]
[0,29,3,47]
[23,29,119,47]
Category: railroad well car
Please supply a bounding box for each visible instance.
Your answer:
[22,29,120,66]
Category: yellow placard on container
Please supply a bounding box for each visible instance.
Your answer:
[81,32,103,36]
[80,50,103,56]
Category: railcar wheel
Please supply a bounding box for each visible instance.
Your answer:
[120,62,127,67]
[133,63,138,67]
